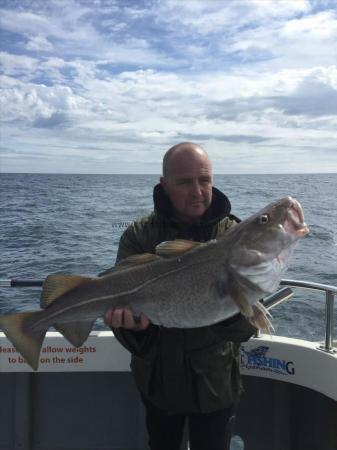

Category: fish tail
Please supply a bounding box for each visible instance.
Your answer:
[249,302,274,334]
[0,311,46,370]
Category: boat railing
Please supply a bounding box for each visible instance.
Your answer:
[262,279,337,354]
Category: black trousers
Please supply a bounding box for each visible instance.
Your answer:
[142,397,235,450]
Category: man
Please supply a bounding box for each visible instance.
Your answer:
[104,142,256,450]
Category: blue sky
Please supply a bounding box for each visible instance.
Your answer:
[1,0,337,173]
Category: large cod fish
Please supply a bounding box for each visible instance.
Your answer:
[0,197,309,370]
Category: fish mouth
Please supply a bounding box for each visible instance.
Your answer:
[283,197,309,237]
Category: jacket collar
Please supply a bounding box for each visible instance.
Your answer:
[153,184,232,227]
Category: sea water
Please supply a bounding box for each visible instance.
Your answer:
[0,173,336,341]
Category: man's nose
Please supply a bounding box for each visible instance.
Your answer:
[191,181,202,196]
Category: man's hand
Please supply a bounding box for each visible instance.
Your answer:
[104,308,150,331]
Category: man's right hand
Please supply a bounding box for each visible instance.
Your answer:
[104,308,150,331]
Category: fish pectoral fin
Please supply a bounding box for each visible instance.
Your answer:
[0,311,46,371]
[228,276,254,317]
[155,239,203,257]
[249,302,274,334]
[54,320,95,347]
[117,253,161,267]
[228,269,274,333]
[41,274,94,308]
[230,289,254,318]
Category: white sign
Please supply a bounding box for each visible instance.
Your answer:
[0,331,131,372]
[240,335,337,401]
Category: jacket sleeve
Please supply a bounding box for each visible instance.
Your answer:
[112,325,159,357]
[98,225,147,276]
[115,225,148,262]
[209,314,257,343]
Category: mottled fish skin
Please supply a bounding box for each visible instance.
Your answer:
[0,197,309,370]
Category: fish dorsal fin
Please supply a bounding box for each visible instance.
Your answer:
[117,253,161,267]
[40,274,93,308]
[155,239,203,257]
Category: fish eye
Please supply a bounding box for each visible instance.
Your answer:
[259,214,270,224]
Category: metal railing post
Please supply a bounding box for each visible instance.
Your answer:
[319,290,336,353]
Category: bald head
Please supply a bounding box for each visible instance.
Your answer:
[162,142,211,179]
[160,142,213,223]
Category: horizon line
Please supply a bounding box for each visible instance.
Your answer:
[1,172,336,176]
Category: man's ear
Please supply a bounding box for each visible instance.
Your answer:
[160,176,172,198]
[160,176,166,191]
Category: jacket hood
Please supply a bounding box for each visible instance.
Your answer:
[153,183,232,227]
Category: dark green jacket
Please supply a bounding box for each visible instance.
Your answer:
[111,184,256,413]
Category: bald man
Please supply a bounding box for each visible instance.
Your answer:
[103,143,255,450]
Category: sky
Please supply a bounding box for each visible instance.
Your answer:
[1,0,337,174]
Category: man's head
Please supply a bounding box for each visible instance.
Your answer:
[160,142,213,223]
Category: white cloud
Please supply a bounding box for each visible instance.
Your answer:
[0,75,85,124]
[1,0,337,173]
[282,10,337,38]
[0,1,176,67]
[3,64,337,144]
[153,0,311,35]
[0,9,54,35]
[221,9,337,70]
[0,52,39,75]
[25,35,54,52]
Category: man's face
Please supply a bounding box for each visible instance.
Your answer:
[160,151,213,223]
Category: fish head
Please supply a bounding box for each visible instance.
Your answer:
[227,197,309,290]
